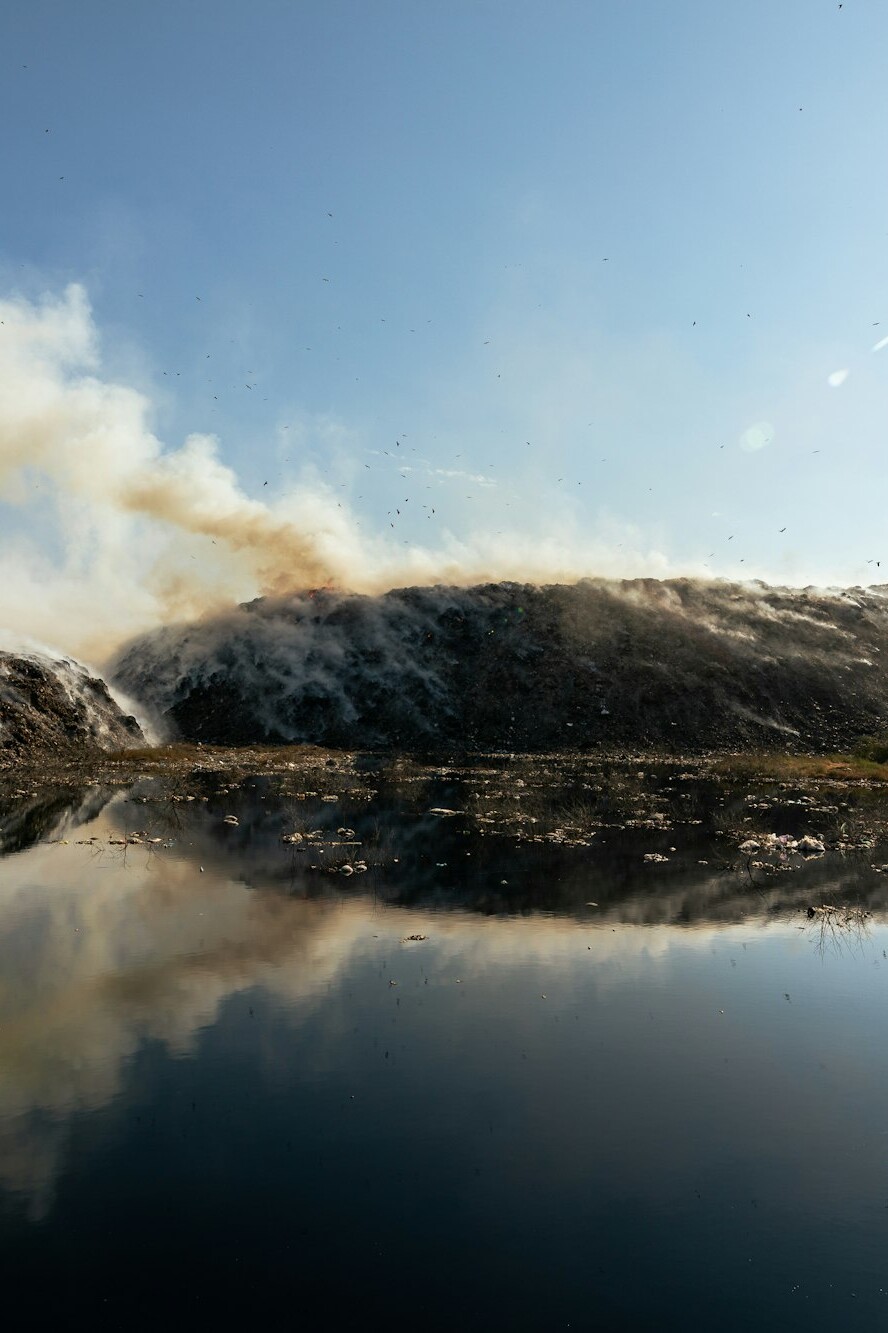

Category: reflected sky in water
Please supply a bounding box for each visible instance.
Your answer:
[0,777,887,1329]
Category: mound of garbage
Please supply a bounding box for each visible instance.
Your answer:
[108,577,888,754]
[0,650,144,764]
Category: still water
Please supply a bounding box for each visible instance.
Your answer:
[0,763,887,1329]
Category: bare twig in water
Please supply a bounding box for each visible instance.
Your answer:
[805,904,873,958]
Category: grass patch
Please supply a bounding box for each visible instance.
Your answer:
[852,735,888,765]
[711,751,888,782]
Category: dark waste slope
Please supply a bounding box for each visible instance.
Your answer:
[110,577,888,753]
[0,650,144,763]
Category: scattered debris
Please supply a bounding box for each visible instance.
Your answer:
[805,904,871,922]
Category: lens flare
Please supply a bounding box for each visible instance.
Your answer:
[738,421,775,453]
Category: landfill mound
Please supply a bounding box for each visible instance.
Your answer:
[0,650,144,764]
[109,577,888,753]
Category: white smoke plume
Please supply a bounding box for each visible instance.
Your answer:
[0,284,672,665]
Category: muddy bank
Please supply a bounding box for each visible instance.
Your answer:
[0,650,143,765]
[110,577,888,753]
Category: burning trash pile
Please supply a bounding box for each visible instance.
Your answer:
[0,649,143,763]
[108,576,888,754]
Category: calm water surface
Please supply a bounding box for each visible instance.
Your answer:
[1,767,887,1329]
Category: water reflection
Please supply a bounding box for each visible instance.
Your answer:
[0,780,115,855]
[0,775,887,1327]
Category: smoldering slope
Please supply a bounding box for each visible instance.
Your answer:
[0,284,671,671]
[111,578,888,753]
[7,284,888,755]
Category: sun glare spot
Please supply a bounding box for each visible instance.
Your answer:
[739,421,775,453]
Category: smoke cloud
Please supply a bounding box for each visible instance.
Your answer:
[0,284,672,665]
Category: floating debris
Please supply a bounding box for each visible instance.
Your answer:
[806,904,871,922]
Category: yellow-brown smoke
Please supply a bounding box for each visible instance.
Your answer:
[0,284,675,664]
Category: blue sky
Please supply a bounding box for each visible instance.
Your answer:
[1,0,887,654]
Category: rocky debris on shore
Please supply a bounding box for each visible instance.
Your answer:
[0,650,143,765]
[110,576,888,753]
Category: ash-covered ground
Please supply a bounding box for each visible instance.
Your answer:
[110,577,888,753]
[0,650,143,764]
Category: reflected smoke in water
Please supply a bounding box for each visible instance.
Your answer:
[0,776,886,1213]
